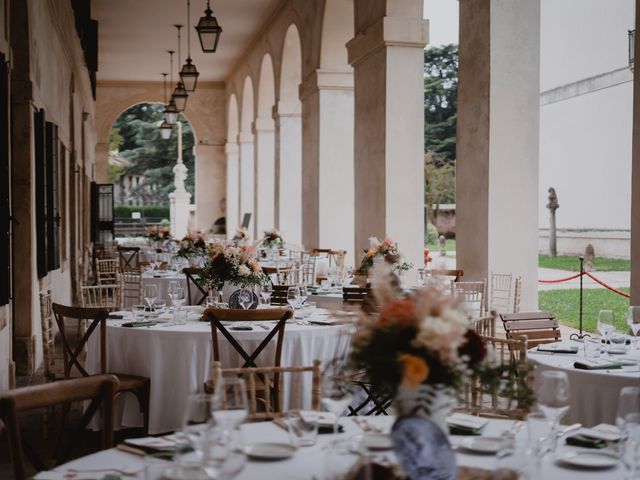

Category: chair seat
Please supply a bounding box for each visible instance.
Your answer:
[112,373,149,391]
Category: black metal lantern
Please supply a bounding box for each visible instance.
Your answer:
[159,120,173,139]
[172,81,189,111]
[164,99,179,125]
[159,73,174,138]
[195,0,222,53]
[180,0,200,91]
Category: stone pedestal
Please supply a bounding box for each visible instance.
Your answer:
[347,0,427,271]
[225,142,240,238]
[300,70,355,263]
[238,131,255,236]
[456,0,540,310]
[274,101,302,246]
[631,0,640,305]
[170,190,192,239]
[254,118,275,235]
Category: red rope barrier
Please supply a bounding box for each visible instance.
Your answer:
[583,272,631,299]
[538,272,583,283]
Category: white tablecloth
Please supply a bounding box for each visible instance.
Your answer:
[530,341,640,427]
[86,313,350,434]
[141,272,188,304]
[38,417,627,479]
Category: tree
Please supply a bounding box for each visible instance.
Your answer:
[111,103,196,205]
[424,152,455,225]
[424,44,458,165]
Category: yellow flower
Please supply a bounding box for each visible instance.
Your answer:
[398,353,429,389]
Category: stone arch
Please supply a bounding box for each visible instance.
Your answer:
[238,76,256,234]
[240,76,255,134]
[257,54,276,120]
[319,0,353,70]
[279,24,302,105]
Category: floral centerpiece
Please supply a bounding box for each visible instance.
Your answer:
[198,243,267,292]
[358,236,412,274]
[175,231,207,260]
[145,225,171,244]
[260,228,284,249]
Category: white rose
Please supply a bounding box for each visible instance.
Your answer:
[238,265,251,276]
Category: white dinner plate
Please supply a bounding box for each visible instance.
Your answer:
[361,432,393,451]
[558,451,619,469]
[459,436,503,454]
[244,442,297,460]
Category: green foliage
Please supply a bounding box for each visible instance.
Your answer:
[424,152,455,224]
[539,255,631,272]
[426,223,438,245]
[114,204,170,219]
[106,164,124,183]
[109,127,124,152]
[112,103,196,204]
[539,288,629,333]
[424,44,458,164]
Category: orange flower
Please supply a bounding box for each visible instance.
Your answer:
[366,248,377,258]
[398,353,430,388]
[379,298,416,326]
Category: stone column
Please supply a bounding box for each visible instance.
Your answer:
[300,70,355,263]
[238,131,255,236]
[456,0,540,310]
[274,101,302,246]
[194,143,226,232]
[253,117,275,235]
[94,142,110,184]
[169,121,192,238]
[225,142,240,238]
[631,0,640,305]
[347,0,427,271]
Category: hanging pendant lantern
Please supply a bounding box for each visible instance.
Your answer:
[195,0,222,53]
[159,73,173,138]
[164,51,179,124]
[171,25,189,111]
[180,0,200,91]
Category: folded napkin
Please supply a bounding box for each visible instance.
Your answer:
[308,317,337,326]
[121,320,160,328]
[537,345,578,354]
[565,434,608,449]
[446,413,488,435]
[574,359,622,370]
[575,424,622,442]
[107,314,124,319]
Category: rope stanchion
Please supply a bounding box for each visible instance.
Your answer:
[583,272,631,299]
[538,272,583,283]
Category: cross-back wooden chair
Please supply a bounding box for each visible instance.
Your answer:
[95,259,120,285]
[211,360,321,421]
[117,246,141,271]
[310,248,346,282]
[451,280,487,319]
[121,269,143,310]
[81,284,122,312]
[456,335,531,420]
[0,374,119,480]
[472,311,497,338]
[203,307,293,409]
[292,250,317,286]
[428,269,464,282]
[490,272,513,313]
[500,311,561,347]
[183,267,208,305]
[51,304,151,435]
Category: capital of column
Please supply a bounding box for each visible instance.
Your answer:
[273,100,301,119]
[347,16,429,66]
[237,131,254,144]
[298,69,354,102]
[225,142,239,155]
[252,117,275,134]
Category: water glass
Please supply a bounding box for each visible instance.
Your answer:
[212,376,249,434]
[597,310,616,352]
[287,286,301,310]
[169,286,186,310]
[154,301,166,314]
[584,338,601,358]
[526,411,552,457]
[287,410,318,447]
[174,309,188,325]
[143,284,158,310]
[321,371,355,436]
[617,386,640,430]
[204,428,247,480]
[536,370,570,453]
[495,437,529,478]
[132,304,147,322]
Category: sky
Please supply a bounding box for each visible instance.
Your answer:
[423,0,459,47]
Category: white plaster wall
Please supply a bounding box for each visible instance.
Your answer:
[539,83,633,230]
[540,0,635,91]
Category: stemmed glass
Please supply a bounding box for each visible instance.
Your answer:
[259,283,272,306]
[287,286,301,309]
[169,286,186,311]
[321,369,355,440]
[298,284,308,305]
[627,307,640,350]
[179,393,217,478]
[212,376,249,436]
[597,309,616,354]
[344,267,355,287]
[536,370,570,454]
[238,289,253,310]
[143,284,158,311]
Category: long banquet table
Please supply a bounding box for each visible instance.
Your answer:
[529,340,640,427]
[37,416,628,479]
[86,308,350,434]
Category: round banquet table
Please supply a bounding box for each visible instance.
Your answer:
[86,312,350,434]
[141,271,188,304]
[529,340,640,427]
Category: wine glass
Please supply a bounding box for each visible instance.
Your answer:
[212,376,248,435]
[238,289,253,310]
[627,306,640,350]
[536,370,570,453]
[287,286,301,310]
[259,283,272,306]
[180,394,217,477]
[143,284,158,310]
[597,309,616,354]
[298,285,308,305]
[169,286,186,310]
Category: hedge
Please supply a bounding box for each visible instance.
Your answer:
[114,205,170,219]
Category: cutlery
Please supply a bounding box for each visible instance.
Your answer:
[65,466,143,477]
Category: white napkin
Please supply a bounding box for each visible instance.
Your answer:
[446,413,489,430]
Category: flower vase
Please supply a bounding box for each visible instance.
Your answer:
[391,384,457,479]
[220,283,258,309]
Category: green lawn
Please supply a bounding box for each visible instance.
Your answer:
[538,288,630,332]
[426,239,456,251]
[538,255,629,272]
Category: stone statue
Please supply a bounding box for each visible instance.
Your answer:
[584,244,595,272]
[438,235,447,257]
[173,162,187,193]
[547,187,559,257]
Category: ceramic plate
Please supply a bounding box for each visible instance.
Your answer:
[459,436,503,454]
[558,451,619,469]
[244,442,296,460]
[362,432,393,451]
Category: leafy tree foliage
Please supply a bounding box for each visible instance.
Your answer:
[110,103,195,204]
[424,152,455,224]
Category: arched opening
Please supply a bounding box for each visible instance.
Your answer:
[239,76,256,235]
[108,102,196,237]
[225,94,240,236]
[276,24,303,246]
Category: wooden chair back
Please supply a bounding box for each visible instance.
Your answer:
[95,259,120,285]
[183,267,208,305]
[121,269,143,309]
[310,249,346,280]
[81,284,122,312]
[512,276,523,313]
[500,311,561,347]
[457,335,531,420]
[211,360,321,420]
[293,250,317,286]
[52,303,109,378]
[342,286,371,302]
[472,311,496,338]
[39,290,57,382]
[451,280,487,319]
[428,269,464,282]
[117,246,141,271]
[271,284,292,306]
[0,374,118,480]
[490,272,513,313]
